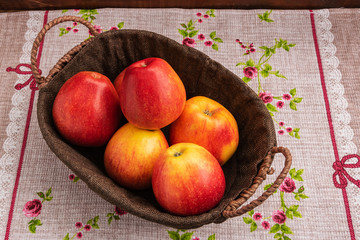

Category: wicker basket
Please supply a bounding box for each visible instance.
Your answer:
[32,16,292,229]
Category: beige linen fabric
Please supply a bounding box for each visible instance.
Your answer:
[0,8,359,239]
[0,11,43,239]
[328,9,360,239]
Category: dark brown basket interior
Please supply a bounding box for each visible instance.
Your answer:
[37,29,276,229]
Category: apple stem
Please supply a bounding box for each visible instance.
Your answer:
[203,109,213,116]
[174,152,182,157]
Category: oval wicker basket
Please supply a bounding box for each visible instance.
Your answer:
[33,16,292,229]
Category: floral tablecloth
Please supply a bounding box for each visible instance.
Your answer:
[1,8,360,240]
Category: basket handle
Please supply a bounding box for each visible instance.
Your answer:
[222,146,292,218]
[31,16,100,88]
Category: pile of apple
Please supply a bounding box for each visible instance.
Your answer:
[52,57,239,216]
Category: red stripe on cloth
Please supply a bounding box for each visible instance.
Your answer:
[309,9,356,240]
[4,10,49,240]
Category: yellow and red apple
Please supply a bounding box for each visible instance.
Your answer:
[104,123,169,190]
[52,71,122,147]
[152,143,226,216]
[118,57,186,130]
[169,96,239,166]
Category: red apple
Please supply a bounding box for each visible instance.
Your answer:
[104,123,169,190]
[52,71,122,147]
[119,57,186,129]
[152,143,226,216]
[169,96,239,166]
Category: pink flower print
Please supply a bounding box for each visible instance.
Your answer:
[75,222,83,229]
[74,9,80,12]
[66,27,72,31]
[286,127,293,132]
[110,26,119,30]
[262,221,271,230]
[115,206,127,216]
[249,43,254,48]
[73,29,79,33]
[182,38,196,47]
[276,101,285,109]
[94,25,102,33]
[89,25,102,36]
[278,130,285,135]
[73,22,78,26]
[279,177,296,193]
[245,49,250,55]
[204,14,209,18]
[279,121,285,127]
[196,12,202,17]
[241,44,247,49]
[258,91,273,103]
[204,40,213,46]
[193,238,200,240]
[76,232,83,239]
[250,47,256,53]
[282,93,292,100]
[272,210,287,224]
[84,224,91,231]
[253,212,262,221]
[198,19,203,23]
[244,67,258,80]
[198,34,205,40]
[69,174,75,181]
[236,39,243,45]
[23,199,42,218]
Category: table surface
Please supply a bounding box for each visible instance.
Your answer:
[1,8,360,240]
